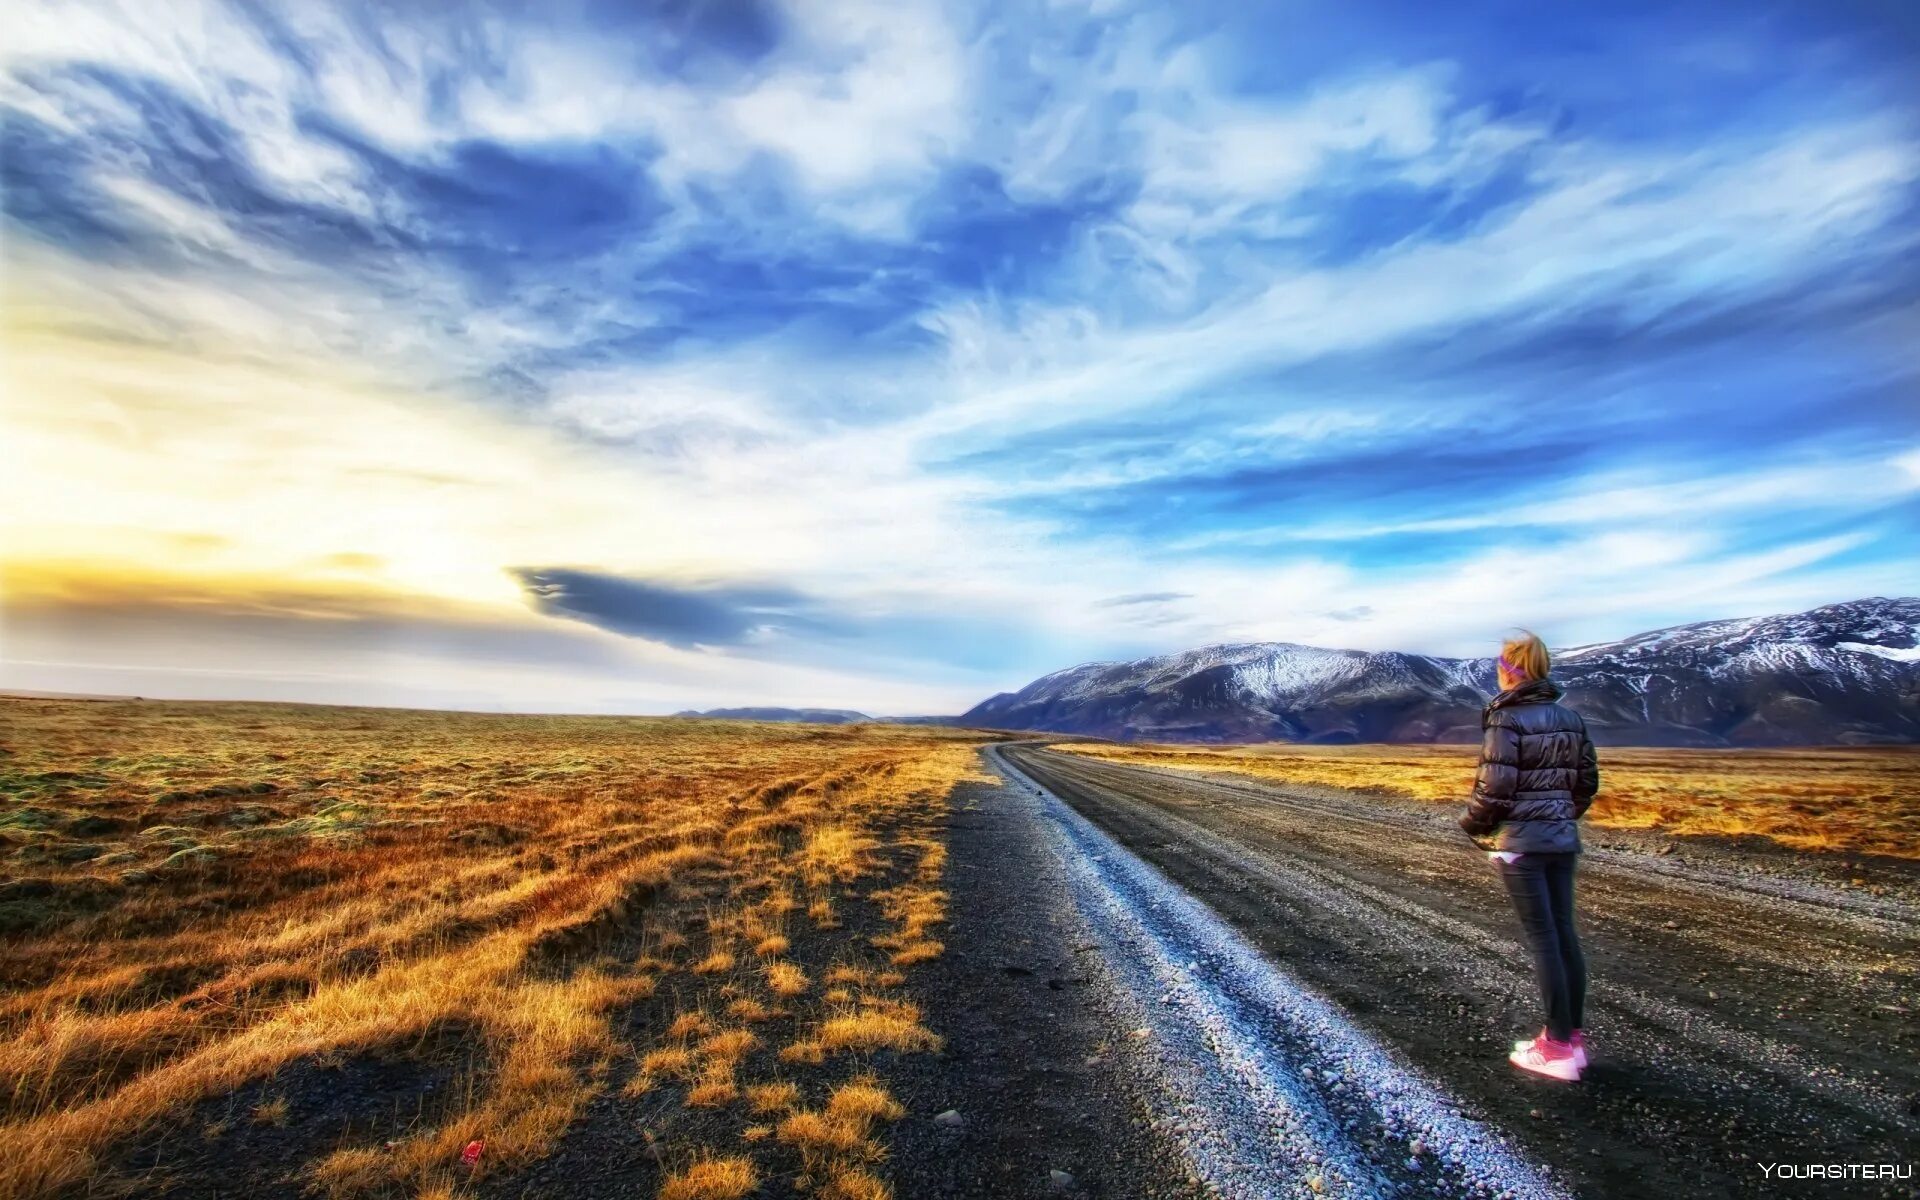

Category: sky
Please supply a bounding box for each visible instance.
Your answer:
[2,0,1918,716]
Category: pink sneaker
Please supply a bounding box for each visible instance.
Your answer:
[1509,1031,1581,1081]
[1515,1028,1588,1070]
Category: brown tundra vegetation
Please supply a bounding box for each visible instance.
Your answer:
[1058,741,1920,859]
[0,699,995,1199]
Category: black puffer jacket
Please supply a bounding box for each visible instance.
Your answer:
[1457,677,1599,854]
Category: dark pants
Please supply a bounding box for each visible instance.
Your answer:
[1495,851,1586,1042]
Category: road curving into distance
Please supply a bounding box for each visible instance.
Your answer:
[994,742,1920,1200]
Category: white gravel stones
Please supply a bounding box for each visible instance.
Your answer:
[988,746,1569,1200]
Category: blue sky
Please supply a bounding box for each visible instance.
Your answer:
[2,0,1917,714]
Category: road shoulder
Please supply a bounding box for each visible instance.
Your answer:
[885,767,1205,1199]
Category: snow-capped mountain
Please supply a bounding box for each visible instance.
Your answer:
[960,598,1920,746]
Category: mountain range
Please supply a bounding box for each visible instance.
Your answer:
[673,706,874,724]
[957,597,1920,746]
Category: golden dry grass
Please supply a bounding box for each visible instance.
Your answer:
[0,698,995,1198]
[819,1165,894,1200]
[815,996,943,1055]
[1056,741,1920,858]
[641,1047,698,1079]
[745,1080,800,1114]
[775,1075,905,1175]
[826,1074,906,1125]
[658,1155,759,1200]
[685,1065,739,1109]
[765,961,809,997]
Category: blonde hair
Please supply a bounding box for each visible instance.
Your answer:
[1499,630,1551,682]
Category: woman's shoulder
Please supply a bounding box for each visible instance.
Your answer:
[1546,700,1589,731]
[1489,698,1584,732]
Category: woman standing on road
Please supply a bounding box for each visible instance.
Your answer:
[1458,632,1600,1081]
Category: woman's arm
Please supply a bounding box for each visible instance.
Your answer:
[1458,717,1520,838]
[1573,723,1599,818]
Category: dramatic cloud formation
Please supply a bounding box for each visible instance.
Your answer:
[3,0,1917,713]
[512,569,835,649]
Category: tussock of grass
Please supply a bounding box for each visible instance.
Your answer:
[886,942,943,966]
[775,1075,906,1177]
[641,1047,697,1079]
[815,998,942,1056]
[820,1165,894,1200]
[697,1030,757,1063]
[1060,742,1920,859]
[725,998,775,1024]
[658,1155,759,1200]
[765,962,809,997]
[777,1109,867,1157]
[685,1063,738,1108]
[745,1080,799,1114]
[826,1075,904,1124]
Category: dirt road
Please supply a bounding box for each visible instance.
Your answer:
[998,744,1920,1199]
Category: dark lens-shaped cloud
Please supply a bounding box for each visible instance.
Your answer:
[510,567,832,649]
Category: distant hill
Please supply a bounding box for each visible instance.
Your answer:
[673,706,875,724]
[959,598,1920,747]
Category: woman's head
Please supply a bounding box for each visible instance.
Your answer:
[1497,630,1551,691]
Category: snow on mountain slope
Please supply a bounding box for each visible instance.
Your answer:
[962,598,1920,746]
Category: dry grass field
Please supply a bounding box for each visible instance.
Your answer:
[1056,741,1920,859]
[0,698,996,1199]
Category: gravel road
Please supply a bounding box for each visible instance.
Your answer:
[997,744,1920,1200]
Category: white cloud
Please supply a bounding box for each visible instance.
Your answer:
[727,1,967,195]
[6,0,975,239]
[1164,456,1920,551]
[1127,68,1452,233]
[2,0,386,215]
[543,366,794,460]
[897,116,1920,447]
[92,173,262,262]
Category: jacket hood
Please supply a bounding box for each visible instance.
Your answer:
[1488,676,1563,710]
